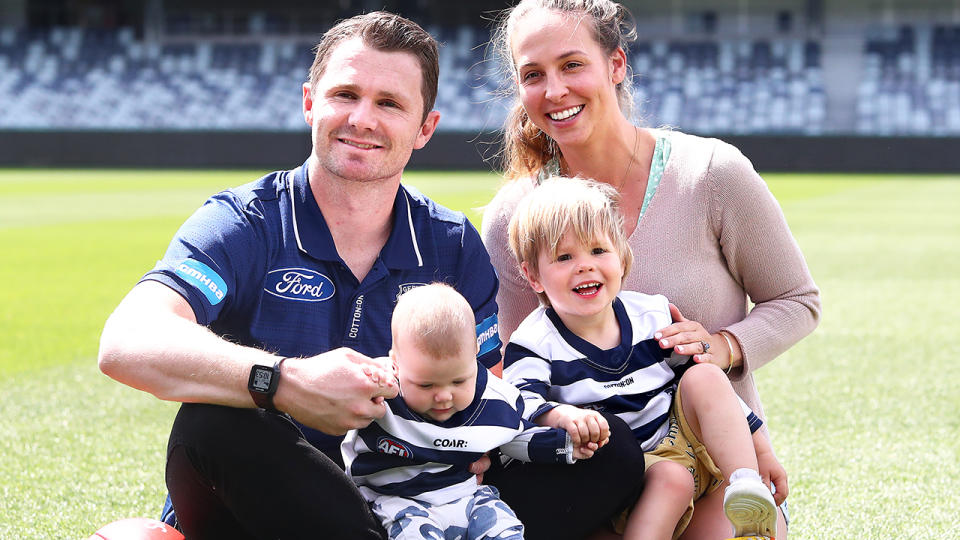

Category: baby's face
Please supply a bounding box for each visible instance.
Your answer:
[393,336,478,423]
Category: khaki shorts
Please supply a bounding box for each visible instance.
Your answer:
[614,389,724,539]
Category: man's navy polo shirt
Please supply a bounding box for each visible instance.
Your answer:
[142,160,501,452]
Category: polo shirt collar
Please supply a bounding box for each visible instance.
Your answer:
[288,161,426,269]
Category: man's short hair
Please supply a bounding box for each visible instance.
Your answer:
[508,176,634,306]
[309,11,439,122]
[392,283,476,359]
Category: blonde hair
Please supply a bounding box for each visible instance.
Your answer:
[490,0,637,179]
[391,283,476,359]
[507,176,633,306]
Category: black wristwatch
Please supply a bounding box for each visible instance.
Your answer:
[248,357,288,411]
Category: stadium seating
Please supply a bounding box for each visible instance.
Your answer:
[629,38,826,135]
[0,24,835,136]
[0,26,313,130]
[857,23,960,135]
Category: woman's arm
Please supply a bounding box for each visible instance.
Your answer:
[709,143,822,376]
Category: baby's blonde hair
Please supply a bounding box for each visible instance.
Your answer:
[507,176,633,306]
[391,283,477,359]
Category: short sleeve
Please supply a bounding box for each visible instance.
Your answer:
[457,219,502,370]
[141,192,266,326]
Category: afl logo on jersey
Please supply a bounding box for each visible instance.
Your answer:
[376,437,412,458]
[264,268,335,302]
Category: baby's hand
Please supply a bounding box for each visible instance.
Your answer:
[551,405,610,447]
[361,356,397,386]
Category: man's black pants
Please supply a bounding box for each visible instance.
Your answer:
[166,404,644,540]
[166,403,386,540]
[485,412,646,540]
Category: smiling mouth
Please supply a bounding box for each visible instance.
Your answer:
[573,281,602,296]
[339,138,381,150]
[549,105,583,121]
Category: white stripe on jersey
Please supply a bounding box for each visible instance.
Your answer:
[546,361,676,405]
[375,414,530,454]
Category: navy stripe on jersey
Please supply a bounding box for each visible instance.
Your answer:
[365,466,475,499]
[501,427,571,463]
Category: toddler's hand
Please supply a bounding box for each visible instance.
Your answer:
[552,405,610,447]
[573,441,599,460]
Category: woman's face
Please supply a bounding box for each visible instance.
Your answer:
[510,8,626,150]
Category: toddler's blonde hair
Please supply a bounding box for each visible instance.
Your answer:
[507,176,633,306]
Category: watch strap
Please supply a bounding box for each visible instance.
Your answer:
[248,357,288,411]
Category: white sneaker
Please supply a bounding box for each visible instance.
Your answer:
[723,469,777,539]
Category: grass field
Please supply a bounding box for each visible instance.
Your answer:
[1,168,958,539]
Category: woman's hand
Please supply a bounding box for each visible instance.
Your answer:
[655,304,737,371]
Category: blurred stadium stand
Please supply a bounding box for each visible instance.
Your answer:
[0,25,827,134]
[857,24,960,135]
[4,0,960,170]
[629,39,825,135]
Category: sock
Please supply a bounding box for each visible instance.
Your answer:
[729,467,762,484]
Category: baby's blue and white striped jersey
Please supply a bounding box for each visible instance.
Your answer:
[503,291,762,452]
[342,365,574,506]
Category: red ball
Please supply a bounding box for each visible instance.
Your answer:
[88,518,184,540]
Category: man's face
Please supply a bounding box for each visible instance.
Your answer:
[303,38,439,185]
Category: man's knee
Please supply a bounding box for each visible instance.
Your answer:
[596,412,644,471]
[168,403,299,457]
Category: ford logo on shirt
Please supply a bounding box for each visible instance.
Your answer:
[264,268,335,302]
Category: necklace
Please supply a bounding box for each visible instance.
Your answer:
[554,126,640,191]
[615,126,640,193]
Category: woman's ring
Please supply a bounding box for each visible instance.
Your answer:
[700,341,710,354]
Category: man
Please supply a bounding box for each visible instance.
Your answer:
[97,12,500,539]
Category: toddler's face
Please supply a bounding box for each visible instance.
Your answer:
[393,335,478,423]
[526,229,623,322]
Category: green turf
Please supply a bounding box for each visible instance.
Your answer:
[1,168,957,538]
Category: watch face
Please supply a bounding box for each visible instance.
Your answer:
[251,366,273,392]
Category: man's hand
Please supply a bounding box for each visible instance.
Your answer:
[274,348,398,435]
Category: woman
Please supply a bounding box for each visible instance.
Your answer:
[480,1,821,538]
